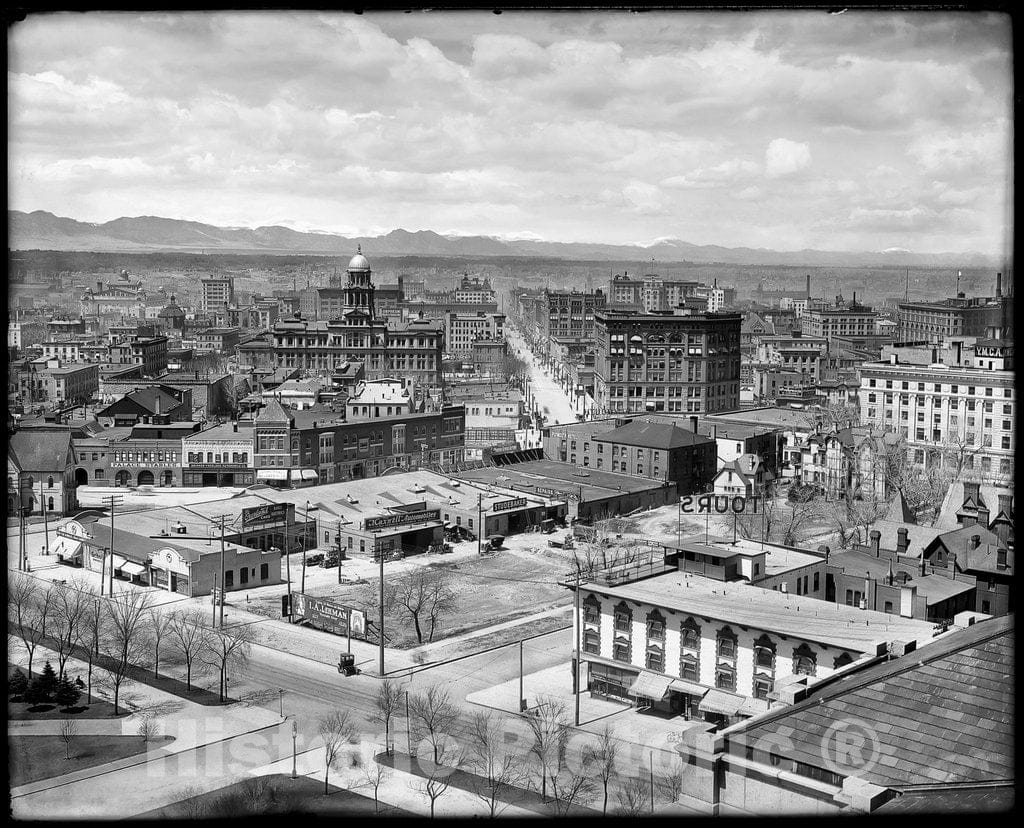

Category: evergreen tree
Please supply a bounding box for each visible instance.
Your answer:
[24,676,50,705]
[55,676,82,709]
[8,668,29,698]
[39,661,58,698]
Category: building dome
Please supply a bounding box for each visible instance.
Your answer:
[347,245,370,272]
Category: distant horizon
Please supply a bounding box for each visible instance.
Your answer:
[7,11,1013,259]
[7,208,1006,260]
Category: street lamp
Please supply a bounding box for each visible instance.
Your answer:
[291,720,298,779]
[279,688,284,718]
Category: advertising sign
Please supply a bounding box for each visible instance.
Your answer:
[293,593,366,639]
[533,486,578,502]
[241,502,290,527]
[679,494,762,514]
[364,509,441,532]
[492,497,527,512]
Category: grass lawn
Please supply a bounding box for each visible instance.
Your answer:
[9,734,175,787]
[141,773,413,818]
[8,695,128,721]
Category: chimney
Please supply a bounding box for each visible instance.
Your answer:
[690,415,698,433]
[976,501,990,528]
[233,421,238,433]
[818,544,830,564]
[890,353,898,365]
[870,529,881,557]
[154,394,161,415]
[805,274,811,300]
[996,272,1002,298]
[896,528,909,556]
[920,552,926,577]
[930,348,938,364]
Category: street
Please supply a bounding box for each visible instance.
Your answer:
[506,324,580,426]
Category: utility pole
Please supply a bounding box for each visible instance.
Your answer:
[212,573,218,625]
[18,478,27,572]
[573,557,582,727]
[519,637,526,712]
[207,513,232,628]
[301,501,310,595]
[100,493,123,596]
[378,543,385,677]
[40,478,50,556]
[477,492,484,554]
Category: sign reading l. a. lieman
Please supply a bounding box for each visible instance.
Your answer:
[680,494,762,514]
[293,593,366,638]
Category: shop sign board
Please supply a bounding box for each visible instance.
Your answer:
[533,486,579,502]
[364,509,441,532]
[241,502,290,527]
[492,497,527,512]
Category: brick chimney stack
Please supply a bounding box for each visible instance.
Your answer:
[870,529,881,557]
[896,527,909,556]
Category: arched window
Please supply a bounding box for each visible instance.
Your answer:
[47,497,54,511]
[26,477,34,489]
[47,476,54,488]
[715,662,736,691]
[583,594,601,625]
[833,652,854,669]
[793,643,817,676]
[646,641,664,672]
[717,626,737,660]
[681,618,701,651]
[753,634,776,671]
[646,609,665,642]
[115,470,130,487]
[583,629,600,655]
[613,601,632,634]
[753,672,773,700]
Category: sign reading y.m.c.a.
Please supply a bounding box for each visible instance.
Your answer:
[680,494,762,514]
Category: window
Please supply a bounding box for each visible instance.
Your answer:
[883,601,893,614]
[583,629,600,655]
[646,610,665,641]
[753,673,773,700]
[240,567,248,585]
[715,664,736,691]
[612,637,631,662]
[717,627,737,659]
[646,645,665,672]
[260,563,269,580]
[583,595,601,624]
[613,602,632,633]
[681,618,700,651]
[753,635,775,670]
[224,570,234,588]
[793,643,817,676]
[813,572,819,592]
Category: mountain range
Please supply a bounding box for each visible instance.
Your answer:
[7,210,999,268]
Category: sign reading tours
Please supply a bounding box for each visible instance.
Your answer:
[492,497,527,512]
[364,509,441,532]
[679,494,762,514]
[293,593,366,638]
[241,502,290,527]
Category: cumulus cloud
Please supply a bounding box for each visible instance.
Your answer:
[765,138,811,178]
[5,11,1013,253]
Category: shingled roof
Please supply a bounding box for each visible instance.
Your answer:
[726,615,1013,789]
[8,429,74,473]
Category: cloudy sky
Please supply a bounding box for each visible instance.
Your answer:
[7,10,1012,255]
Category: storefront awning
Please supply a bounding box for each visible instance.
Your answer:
[697,688,746,717]
[110,553,129,569]
[627,670,673,700]
[256,469,290,481]
[50,536,83,559]
[121,561,146,576]
[668,678,709,698]
[736,697,769,717]
[299,469,319,481]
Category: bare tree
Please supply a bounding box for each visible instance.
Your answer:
[548,770,596,817]
[147,608,174,679]
[74,597,106,704]
[412,739,461,819]
[408,685,459,764]
[585,723,619,816]
[201,625,254,703]
[821,487,892,550]
[103,588,154,714]
[467,710,504,786]
[167,610,210,691]
[177,786,208,819]
[237,776,274,811]
[656,755,685,804]
[59,719,79,760]
[51,580,92,681]
[374,678,405,756]
[358,762,392,815]
[616,777,650,816]
[37,581,57,639]
[386,568,458,644]
[473,749,528,819]
[137,713,161,743]
[318,710,358,796]
[525,695,569,802]
[804,400,859,433]
[9,573,45,677]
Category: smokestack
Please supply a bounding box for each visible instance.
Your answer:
[896,527,909,556]
[805,274,811,300]
[870,530,881,557]
[996,272,1002,298]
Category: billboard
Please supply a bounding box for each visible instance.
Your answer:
[364,509,441,532]
[533,486,579,502]
[241,502,290,527]
[292,593,366,639]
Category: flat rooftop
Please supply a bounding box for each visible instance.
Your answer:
[698,537,823,577]
[581,569,936,653]
[705,407,817,430]
[453,459,666,502]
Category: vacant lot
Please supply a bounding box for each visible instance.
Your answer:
[247,542,576,649]
[9,734,174,787]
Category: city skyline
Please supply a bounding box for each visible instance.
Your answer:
[7,10,1013,256]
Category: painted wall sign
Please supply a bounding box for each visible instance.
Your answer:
[364,509,441,532]
[241,502,290,527]
[492,497,527,512]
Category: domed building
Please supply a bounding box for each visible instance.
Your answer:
[157,294,186,331]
